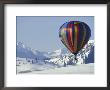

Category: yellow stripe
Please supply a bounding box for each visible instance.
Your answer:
[74,25,78,53]
[64,28,73,46]
[70,28,74,46]
[61,28,73,52]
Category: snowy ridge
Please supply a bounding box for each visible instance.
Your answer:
[46,40,94,66]
[17,40,94,66]
[17,42,49,60]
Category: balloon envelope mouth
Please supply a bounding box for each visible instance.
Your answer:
[72,52,77,55]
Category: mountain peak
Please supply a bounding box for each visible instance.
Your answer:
[17,42,25,48]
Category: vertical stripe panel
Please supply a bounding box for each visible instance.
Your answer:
[76,23,79,53]
[83,23,91,45]
[77,23,84,51]
[80,23,86,48]
[63,28,73,52]
[70,24,74,47]
[74,24,78,53]
[67,23,74,52]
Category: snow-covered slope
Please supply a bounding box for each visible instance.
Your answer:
[31,63,94,74]
[17,63,94,74]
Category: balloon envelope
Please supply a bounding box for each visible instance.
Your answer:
[59,21,91,54]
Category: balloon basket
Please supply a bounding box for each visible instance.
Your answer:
[74,54,78,64]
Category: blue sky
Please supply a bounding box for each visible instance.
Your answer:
[17,16,94,52]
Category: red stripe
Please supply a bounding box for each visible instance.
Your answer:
[67,24,74,52]
[70,24,74,49]
[64,30,73,53]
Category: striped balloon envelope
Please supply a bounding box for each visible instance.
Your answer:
[59,21,91,55]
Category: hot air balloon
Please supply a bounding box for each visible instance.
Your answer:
[59,21,91,61]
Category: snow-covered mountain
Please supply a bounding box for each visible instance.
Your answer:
[17,40,94,66]
[48,48,69,58]
[46,40,94,66]
[17,42,49,60]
